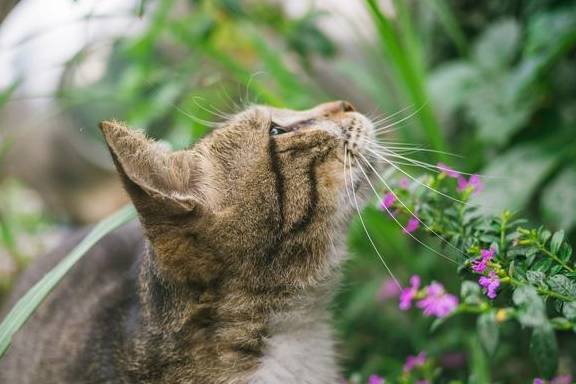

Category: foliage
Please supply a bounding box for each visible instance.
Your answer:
[0,0,575,382]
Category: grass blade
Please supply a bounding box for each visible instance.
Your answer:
[0,205,136,358]
[364,0,447,158]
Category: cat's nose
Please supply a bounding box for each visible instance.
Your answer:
[314,101,356,117]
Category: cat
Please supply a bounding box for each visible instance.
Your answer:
[0,101,377,383]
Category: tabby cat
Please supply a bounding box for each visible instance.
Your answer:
[0,101,378,383]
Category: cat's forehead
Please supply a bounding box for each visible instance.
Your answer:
[247,104,337,127]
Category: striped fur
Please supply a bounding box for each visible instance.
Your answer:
[0,101,376,383]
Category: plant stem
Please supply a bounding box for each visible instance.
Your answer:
[538,243,575,273]
[504,277,575,302]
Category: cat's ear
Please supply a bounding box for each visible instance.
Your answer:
[99,121,203,218]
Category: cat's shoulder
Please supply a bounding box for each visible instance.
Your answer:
[3,220,144,314]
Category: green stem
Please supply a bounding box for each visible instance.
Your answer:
[538,243,575,273]
[499,212,508,257]
[504,277,575,302]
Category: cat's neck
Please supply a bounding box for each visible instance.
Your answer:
[127,244,341,383]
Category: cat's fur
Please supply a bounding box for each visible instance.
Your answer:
[0,101,376,383]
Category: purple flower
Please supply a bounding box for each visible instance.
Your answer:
[416,282,459,318]
[471,247,496,274]
[479,271,500,299]
[399,275,421,310]
[551,375,573,384]
[404,216,420,234]
[377,279,402,302]
[533,380,545,384]
[368,374,385,384]
[379,192,396,211]
[403,352,426,373]
[437,163,460,178]
[457,174,483,193]
[399,178,410,189]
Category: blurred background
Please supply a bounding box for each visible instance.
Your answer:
[0,0,575,382]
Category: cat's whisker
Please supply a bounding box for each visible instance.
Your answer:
[191,96,233,120]
[364,147,470,206]
[343,146,401,288]
[217,83,243,113]
[370,141,463,158]
[354,155,458,264]
[367,144,502,179]
[241,71,266,108]
[373,103,427,133]
[174,105,221,128]
[370,104,416,127]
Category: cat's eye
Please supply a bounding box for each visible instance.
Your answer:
[270,123,287,136]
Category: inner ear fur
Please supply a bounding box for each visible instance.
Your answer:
[100,121,220,281]
[99,120,203,213]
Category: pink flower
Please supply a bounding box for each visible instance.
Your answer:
[403,352,426,372]
[404,216,420,234]
[534,376,574,384]
[416,282,459,318]
[379,192,396,211]
[377,279,402,301]
[437,162,460,178]
[399,178,410,189]
[479,271,500,299]
[551,375,573,384]
[399,275,421,310]
[368,375,385,384]
[457,174,483,193]
[471,247,496,274]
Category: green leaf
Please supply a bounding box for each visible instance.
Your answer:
[477,312,499,356]
[526,271,546,286]
[513,285,547,327]
[0,206,136,357]
[542,167,576,231]
[428,61,480,115]
[548,275,576,297]
[539,229,552,244]
[530,324,559,379]
[473,143,560,215]
[461,280,482,305]
[468,335,491,384]
[473,19,521,69]
[562,301,576,321]
[550,231,565,255]
[524,5,576,58]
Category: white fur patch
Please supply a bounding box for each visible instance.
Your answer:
[248,315,340,384]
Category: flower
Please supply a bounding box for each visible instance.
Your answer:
[471,247,496,274]
[377,279,402,301]
[457,174,483,193]
[368,374,385,384]
[416,282,459,318]
[399,275,421,310]
[399,177,411,189]
[551,375,573,384]
[437,162,460,178]
[379,192,396,211]
[479,271,500,299]
[404,216,420,234]
[403,352,426,373]
[534,376,574,384]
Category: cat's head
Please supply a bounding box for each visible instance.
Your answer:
[101,101,377,288]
